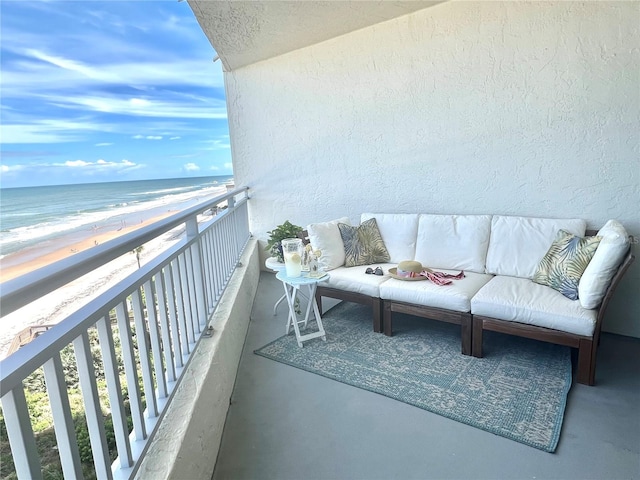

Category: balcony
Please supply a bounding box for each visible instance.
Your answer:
[1,188,255,479]
[2,187,639,479]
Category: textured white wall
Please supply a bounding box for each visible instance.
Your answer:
[225,2,640,336]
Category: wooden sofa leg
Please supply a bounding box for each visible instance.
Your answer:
[372,298,382,333]
[471,316,483,358]
[577,338,596,386]
[383,302,393,336]
[461,314,472,356]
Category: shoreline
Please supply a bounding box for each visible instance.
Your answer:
[0,183,231,360]
[0,211,189,359]
[0,211,177,282]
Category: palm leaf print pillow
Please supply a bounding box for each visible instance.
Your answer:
[533,229,601,300]
[338,218,390,267]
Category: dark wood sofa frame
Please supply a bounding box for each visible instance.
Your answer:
[310,228,635,386]
[472,241,635,386]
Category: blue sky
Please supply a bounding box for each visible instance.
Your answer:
[0,0,231,188]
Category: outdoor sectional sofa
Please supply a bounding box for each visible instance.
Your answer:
[307,213,635,386]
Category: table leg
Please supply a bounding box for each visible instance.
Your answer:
[308,283,326,342]
[281,279,327,347]
[273,293,286,316]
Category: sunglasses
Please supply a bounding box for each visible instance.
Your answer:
[365,267,383,276]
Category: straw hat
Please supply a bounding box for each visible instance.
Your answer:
[388,260,428,281]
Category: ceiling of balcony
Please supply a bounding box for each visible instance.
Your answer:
[188,1,443,71]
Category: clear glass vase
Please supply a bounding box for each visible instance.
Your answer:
[281,238,303,278]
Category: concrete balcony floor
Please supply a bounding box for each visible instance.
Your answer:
[213,272,640,479]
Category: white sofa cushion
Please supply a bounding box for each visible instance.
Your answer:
[471,276,597,336]
[307,217,350,271]
[414,214,492,274]
[485,216,586,278]
[323,263,395,298]
[379,270,493,313]
[579,220,630,309]
[361,213,419,264]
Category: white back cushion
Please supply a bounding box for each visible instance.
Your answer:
[360,213,419,264]
[414,214,492,273]
[486,216,586,278]
[307,217,350,271]
[578,220,630,309]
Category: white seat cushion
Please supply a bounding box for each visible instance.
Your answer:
[307,217,350,271]
[485,216,586,278]
[322,263,395,298]
[360,213,419,263]
[414,214,492,273]
[379,270,493,313]
[471,276,597,337]
[578,220,630,309]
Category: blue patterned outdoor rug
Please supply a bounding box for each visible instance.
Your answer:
[255,302,572,452]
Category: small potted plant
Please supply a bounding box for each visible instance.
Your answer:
[265,220,303,262]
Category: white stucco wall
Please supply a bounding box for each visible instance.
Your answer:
[225,2,639,336]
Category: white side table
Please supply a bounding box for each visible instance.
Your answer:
[265,257,287,315]
[276,270,330,347]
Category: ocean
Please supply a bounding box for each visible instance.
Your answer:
[0,175,234,261]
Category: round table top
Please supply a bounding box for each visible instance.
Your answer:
[265,257,286,271]
[276,270,329,286]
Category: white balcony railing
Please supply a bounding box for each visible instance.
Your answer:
[0,187,250,479]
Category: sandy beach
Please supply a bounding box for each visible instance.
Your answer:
[0,211,185,359]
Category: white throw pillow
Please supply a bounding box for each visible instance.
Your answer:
[578,220,630,309]
[360,213,419,263]
[485,216,586,278]
[414,214,492,273]
[307,217,351,271]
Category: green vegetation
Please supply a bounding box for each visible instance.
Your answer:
[0,323,143,480]
[265,220,303,262]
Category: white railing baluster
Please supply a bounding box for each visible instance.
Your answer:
[131,289,158,418]
[172,257,191,355]
[163,263,184,368]
[0,187,250,479]
[184,248,199,334]
[224,216,233,278]
[43,354,84,478]
[191,243,208,331]
[200,231,212,311]
[177,254,195,346]
[73,330,112,480]
[1,387,42,479]
[213,226,224,301]
[115,302,146,441]
[156,271,178,378]
[205,232,216,312]
[144,279,168,398]
[185,218,206,330]
[96,316,133,469]
[220,217,229,281]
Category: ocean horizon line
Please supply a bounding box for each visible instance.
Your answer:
[0,174,234,191]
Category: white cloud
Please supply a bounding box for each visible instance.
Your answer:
[53,159,138,170]
[184,163,200,172]
[146,135,162,140]
[63,160,91,167]
[223,163,233,170]
[170,136,181,140]
[95,142,112,146]
[129,98,151,107]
